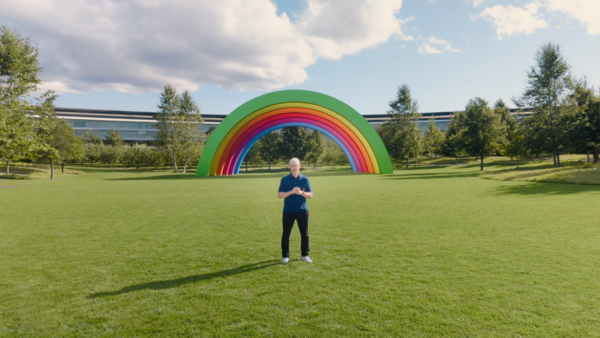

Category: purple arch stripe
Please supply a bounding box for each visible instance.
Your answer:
[230,118,362,174]
[233,122,358,174]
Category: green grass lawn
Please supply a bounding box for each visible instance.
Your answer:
[1,164,600,336]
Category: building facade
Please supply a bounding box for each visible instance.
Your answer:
[56,107,530,142]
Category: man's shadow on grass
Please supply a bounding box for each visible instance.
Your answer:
[87,260,279,298]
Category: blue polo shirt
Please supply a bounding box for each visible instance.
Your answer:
[278,173,312,213]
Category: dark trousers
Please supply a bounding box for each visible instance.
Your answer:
[282,211,309,258]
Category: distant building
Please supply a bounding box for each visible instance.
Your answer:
[55,107,531,142]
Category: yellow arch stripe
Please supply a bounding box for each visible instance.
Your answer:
[210,102,380,175]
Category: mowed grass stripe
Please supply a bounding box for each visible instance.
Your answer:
[1,166,600,336]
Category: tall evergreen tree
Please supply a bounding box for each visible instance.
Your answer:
[379,84,422,169]
[104,129,124,146]
[513,42,578,167]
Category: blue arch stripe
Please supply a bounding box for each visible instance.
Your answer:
[233,122,357,174]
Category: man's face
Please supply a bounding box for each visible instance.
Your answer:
[289,162,300,175]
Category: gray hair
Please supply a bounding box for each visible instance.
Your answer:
[289,158,300,165]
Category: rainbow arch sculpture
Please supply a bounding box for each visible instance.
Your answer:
[196,90,393,176]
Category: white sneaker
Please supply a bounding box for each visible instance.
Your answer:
[282,257,289,264]
[302,256,313,263]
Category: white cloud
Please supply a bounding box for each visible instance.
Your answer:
[473,0,599,39]
[418,36,460,54]
[468,0,487,7]
[542,0,600,34]
[476,2,548,39]
[295,0,407,60]
[0,0,409,94]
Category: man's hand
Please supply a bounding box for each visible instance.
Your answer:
[292,187,302,195]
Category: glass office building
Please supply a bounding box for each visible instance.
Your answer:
[55,107,530,142]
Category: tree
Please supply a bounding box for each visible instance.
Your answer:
[379,84,422,169]
[45,119,83,175]
[122,144,149,170]
[442,114,467,164]
[569,81,600,163]
[304,130,324,169]
[257,131,281,170]
[99,144,122,168]
[104,129,123,146]
[320,136,348,166]
[513,42,578,167]
[84,143,103,166]
[0,27,43,174]
[82,130,103,145]
[279,127,310,161]
[423,119,444,164]
[504,125,527,168]
[243,143,260,172]
[154,85,204,174]
[456,98,504,171]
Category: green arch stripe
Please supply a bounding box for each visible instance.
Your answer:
[196,90,393,176]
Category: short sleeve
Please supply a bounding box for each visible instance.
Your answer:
[305,178,312,192]
[278,178,286,192]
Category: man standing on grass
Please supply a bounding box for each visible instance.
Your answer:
[278,158,313,264]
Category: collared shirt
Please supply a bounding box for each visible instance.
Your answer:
[278,173,312,213]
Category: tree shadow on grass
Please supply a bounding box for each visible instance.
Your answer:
[490,182,600,195]
[87,260,280,298]
[381,171,480,180]
[105,170,362,181]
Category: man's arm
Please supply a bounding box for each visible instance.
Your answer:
[302,191,313,199]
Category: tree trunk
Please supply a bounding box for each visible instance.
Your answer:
[517,156,520,169]
[5,161,9,175]
[594,148,599,164]
[268,160,271,170]
[245,160,248,172]
[405,157,409,169]
[587,150,590,162]
[455,156,458,164]
[109,162,112,168]
[136,164,140,171]
[61,162,65,173]
[50,159,55,180]
[552,150,557,167]
[555,147,561,167]
[480,152,484,171]
[173,156,179,173]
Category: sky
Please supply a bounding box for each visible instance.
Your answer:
[1,0,599,115]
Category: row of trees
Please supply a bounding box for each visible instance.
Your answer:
[242,127,348,171]
[379,42,600,170]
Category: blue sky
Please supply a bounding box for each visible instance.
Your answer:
[2,0,599,115]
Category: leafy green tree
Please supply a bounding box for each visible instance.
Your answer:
[154,85,204,173]
[279,127,310,161]
[0,27,44,173]
[513,42,579,167]
[456,98,504,171]
[84,143,103,166]
[46,119,83,175]
[320,136,348,166]
[569,82,600,163]
[243,143,260,172]
[379,84,422,169]
[304,130,324,169]
[104,129,124,146]
[99,145,122,168]
[442,114,467,164]
[82,130,103,144]
[423,119,444,164]
[257,131,281,170]
[504,125,527,168]
[122,143,149,170]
